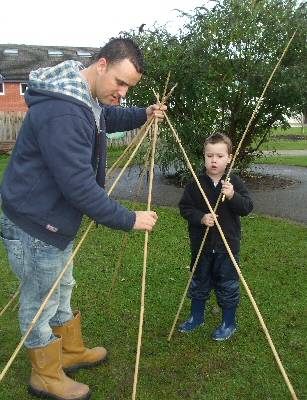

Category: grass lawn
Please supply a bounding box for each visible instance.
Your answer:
[0,207,306,400]
[271,127,307,137]
[256,156,307,168]
[0,155,10,181]
[260,140,307,151]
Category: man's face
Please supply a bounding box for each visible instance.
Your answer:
[95,58,142,104]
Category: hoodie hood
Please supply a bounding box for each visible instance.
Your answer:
[28,60,101,129]
[28,60,94,109]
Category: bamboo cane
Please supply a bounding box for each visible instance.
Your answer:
[132,117,159,400]
[108,136,154,297]
[168,30,297,338]
[164,111,298,400]
[0,285,21,318]
[0,116,154,383]
[221,30,296,201]
[108,233,129,297]
[106,119,151,178]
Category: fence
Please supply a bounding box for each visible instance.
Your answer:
[0,112,25,153]
[0,112,140,154]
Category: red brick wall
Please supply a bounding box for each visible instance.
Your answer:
[0,83,28,112]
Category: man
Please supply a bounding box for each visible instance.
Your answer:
[0,38,166,400]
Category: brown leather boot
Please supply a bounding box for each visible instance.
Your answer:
[27,337,90,400]
[52,311,107,372]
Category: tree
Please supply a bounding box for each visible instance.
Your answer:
[125,0,307,178]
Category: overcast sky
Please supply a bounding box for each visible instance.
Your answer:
[1,0,207,47]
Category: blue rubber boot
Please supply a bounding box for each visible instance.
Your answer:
[178,299,205,333]
[212,307,237,341]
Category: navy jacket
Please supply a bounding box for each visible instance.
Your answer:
[179,172,253,260]
[1,89,147,249]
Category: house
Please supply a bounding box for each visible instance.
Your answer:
[0,43,99,112]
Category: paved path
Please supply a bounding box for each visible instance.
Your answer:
[248,164,307,224]
[107,164,307,225]
[262,149,307,156]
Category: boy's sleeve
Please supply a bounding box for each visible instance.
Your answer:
[226,175,253,216]
[178,182,206,225]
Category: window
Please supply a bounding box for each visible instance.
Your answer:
[76,50,92,58]
[48,50,63,57]
[0,83,4,95]
[20,83,28,95]
[3,48,18,56]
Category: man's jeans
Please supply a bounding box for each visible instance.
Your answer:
[0,214,75,348]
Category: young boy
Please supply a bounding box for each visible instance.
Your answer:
[178,133,253,340]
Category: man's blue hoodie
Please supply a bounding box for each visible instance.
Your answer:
[1,61,147,250]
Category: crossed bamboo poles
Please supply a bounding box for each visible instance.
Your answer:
[168,30,297,341]
[164,31,298,400]
[0,111,156,384]
[0,32,299,399]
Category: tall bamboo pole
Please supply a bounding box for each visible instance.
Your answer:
[132,117,159,400]
[164,112,298,400]
[0,116,154,383]
[168,30,297,338]
[0,285,21,318]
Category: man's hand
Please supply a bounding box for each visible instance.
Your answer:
[146,104,167,122]
[201,213,218,227]
[133,211,158,231]
[221,180,234,200]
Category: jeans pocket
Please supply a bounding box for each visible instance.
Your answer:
[1,236,25,280]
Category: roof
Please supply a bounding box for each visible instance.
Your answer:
[0,44,99,82]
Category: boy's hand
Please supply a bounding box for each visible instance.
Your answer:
[201,213,218,227]
[133,211,158,231]
[221,180,234,200]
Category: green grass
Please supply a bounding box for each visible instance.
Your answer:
[261,140,307,151]
[271,126,307,137]
[0,208,306,400]
[0,155,10,181]
[256,156,307,168]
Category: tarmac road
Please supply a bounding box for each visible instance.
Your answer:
[107,164,307,225]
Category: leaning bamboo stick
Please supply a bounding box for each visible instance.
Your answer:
[168,30,297,337]
[0,285,21,318]
[108,138,153,297]
[164,111,298,400]
[161,72,171,104]
[221,30,296,201]
[0,221,93,383]
[106,119,151,178]
[0,116,154,384]
[108,233,129,297]
[132,117,159,400]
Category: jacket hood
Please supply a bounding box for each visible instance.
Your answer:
[27,60,93,109]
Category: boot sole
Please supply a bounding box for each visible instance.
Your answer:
[28,385,91,400]
[178,322,204,333]
[212,328,237,341]
[64,356,108,373]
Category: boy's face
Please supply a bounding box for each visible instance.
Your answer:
[204,142,232,179]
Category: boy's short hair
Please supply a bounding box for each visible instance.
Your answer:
[204,133,232,155]
[93,38,144,74]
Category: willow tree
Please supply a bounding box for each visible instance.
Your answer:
[125,0,306,178]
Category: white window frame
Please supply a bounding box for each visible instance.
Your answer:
[48,50,63,57]
[0,82,4,95]
[76,50,92,58]
[3,49,18,55]
[20,83,28,95]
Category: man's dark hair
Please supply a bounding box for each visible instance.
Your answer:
[204,133,233,155]
[94,38,144,74]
